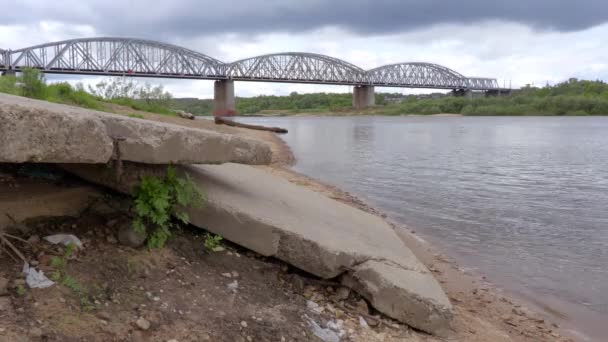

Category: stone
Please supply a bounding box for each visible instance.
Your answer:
[334,287,350,301]
[135,317,151,331]
[240,321,248,328]
[63,161,453,335]
[0,93,272,165]
[97,311,112,322]
[353,299,369,314]
[118,223,147,248]
[29,327,43,337]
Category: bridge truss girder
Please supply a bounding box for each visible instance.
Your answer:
[0,38,506,91]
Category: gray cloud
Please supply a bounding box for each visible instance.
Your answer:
[1,0,607,42]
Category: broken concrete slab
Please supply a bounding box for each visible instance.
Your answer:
[341,260,453,336]
[63,161,453,335]
[0,93,272,165]
[0,94,113,164]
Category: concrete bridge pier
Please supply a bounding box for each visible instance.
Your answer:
[451,89,473,98]
[1,69,16,76]
[213,80,236,117]
[485,89,511,97]
[352,85,375,109]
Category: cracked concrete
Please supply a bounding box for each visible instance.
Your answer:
[0,93,271,165]
[63,161,453,335]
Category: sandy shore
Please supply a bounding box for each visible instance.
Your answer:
[115,110,578,342]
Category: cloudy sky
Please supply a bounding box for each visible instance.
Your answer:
[1,0,607,98]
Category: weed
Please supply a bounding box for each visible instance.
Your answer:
[48,243,96,311]
[203,233,223,251]
[15,285,26,297]
[132,166,204,249]
[127,113,145,119]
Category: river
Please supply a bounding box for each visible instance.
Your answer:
[241,115,608,341]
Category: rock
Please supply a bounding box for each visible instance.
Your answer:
[118,223,147,248]
[177,111,195,120]
[27,235,40,244]
[97,311,112,322]
[0,276,8,296]
[354,299,369,314]
[65,161,453,336]
[135,317,151,330]
[227,280,239,292]
[29,327,43,337]
[240,321,248,328]
[0,93,272,165]
[106,235,118,244]
[334,287,350,301]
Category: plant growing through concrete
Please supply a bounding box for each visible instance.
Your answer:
[203,233,223,251]
[132,166,204,249]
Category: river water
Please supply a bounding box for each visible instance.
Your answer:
[241,115,608,340]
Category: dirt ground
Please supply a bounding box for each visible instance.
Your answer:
[0,109,577,341]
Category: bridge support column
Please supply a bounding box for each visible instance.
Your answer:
[213,80,236,117]
[352,85,375,109]
[451,89,473,98]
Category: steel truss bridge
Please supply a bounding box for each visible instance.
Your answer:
[0,37,505,91]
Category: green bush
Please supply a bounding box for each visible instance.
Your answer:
[20,68,46,99]
[132,166,204,249]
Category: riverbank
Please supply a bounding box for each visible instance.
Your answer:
[139,113,573,341]
[0,103,576,341]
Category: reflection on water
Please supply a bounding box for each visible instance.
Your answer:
[241,115,608,340]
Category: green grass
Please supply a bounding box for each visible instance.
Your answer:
[0,68,176,116]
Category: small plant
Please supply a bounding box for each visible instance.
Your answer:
[15,285,26,297]
[132,166,204,249]
[203,233,223,251]
[48,243,95,310]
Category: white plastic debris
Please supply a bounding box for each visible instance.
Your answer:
[307,300,324,314]
[227,280,239,293]
[306,316,341,342]
[359,316,369,328]
[44,234,83,249]
[22,263,54,289]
